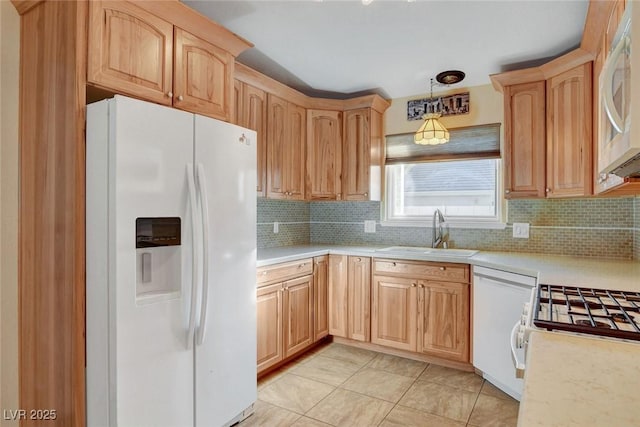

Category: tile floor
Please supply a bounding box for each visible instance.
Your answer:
[239,342,519,427]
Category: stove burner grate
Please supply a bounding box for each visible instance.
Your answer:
[533,284,640,340]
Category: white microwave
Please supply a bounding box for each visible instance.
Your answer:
[599,3,640,178]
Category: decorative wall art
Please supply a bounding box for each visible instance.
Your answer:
[407,92,470,121]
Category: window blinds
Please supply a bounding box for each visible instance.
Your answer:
[385,123,501,164]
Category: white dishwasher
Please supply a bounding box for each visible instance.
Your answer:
[473,265,537,401]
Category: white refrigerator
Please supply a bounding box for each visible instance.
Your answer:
[86,95,257,427]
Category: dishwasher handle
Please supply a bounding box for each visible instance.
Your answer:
[510,320,526,379]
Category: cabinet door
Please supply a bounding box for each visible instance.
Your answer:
[328,255,348,337]
[174,28,233,121]
[347,256,371,342]
[418,281,470,363]
[371,275,417,351]
[88,1,173,105]
[283,275,313,358]
[503,81,546,198]
[242,84,268,197]
[306,110,343,200]
[266,94,288,199]
[233,79,243,126]
[313,256,329,342]
[287,103,307,200]
[546,63,593,198]
[343,108,371,201]
[257,283,283,373]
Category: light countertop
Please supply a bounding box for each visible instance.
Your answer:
[518,331,640,427]
[258,245,640,291]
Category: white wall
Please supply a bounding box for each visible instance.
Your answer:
[384,83,503,135]
[1,2,20,425]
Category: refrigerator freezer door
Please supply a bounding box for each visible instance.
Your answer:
[86,95,197,427]
[193,115,257,426]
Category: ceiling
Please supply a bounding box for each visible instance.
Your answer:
[184,0,590,100]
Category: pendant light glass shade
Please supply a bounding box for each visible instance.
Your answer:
[414,113,450,145]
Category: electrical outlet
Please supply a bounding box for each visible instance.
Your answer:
[513,222,530,239]
[364,220,376,233]
[273,222,279,234]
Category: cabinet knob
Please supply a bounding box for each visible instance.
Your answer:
[411,283,417,287]
[420,284,425,288]
[505,189,510,194]
[392,262,397,267]
[439,266,446,271]
[364,192,368,197]
[177,95,184,101]
[545,188,550,193]
[167,92,173,98]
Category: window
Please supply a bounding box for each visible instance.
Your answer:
[382,123,504,228]
[384,159,502,226]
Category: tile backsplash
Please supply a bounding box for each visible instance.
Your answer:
[635,197,640,260]
[258,196,640,260]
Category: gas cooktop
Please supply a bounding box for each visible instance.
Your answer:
[533,284,640,341]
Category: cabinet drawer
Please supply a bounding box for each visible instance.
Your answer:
[257,258,313,286]
[373,258,469,283]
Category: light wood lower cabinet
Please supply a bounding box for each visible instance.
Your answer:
[371,276,417,351]
[371,259,470,363]
[256,257,327,374]
[283,275,313,358]
[328,255,371,342]
[256,283,283,372]
[418,281,470,362]
[313,255,329,341]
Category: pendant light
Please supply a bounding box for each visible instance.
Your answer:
[414,78,449,145]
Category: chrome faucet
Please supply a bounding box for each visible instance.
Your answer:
[432,209,445,248]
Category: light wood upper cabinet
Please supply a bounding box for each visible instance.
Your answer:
[173,28,233,120]
[256,283,283,373]
[266,95,306,200]
[342,108,383,201]
[288,104,307,200]
[328,254,348,338]
[236,82,267,196]
[503,82,546,199]
[313,256,329,342]
[283,275,314,358]
[89,1,240,122]
[347,256,371,342]
[418,281,470,363]
[371,276,417,352]
[89,1,174,105]
[306,110,343,200]
[546,63,593,198]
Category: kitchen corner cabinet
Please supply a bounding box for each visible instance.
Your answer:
[235,81,268,196]
[503,82,546,199]
[328,255,371,342]
[342,108,383,201]
[371,259,470,363]
[256,259,314,374]
[306,110,343,200]
[88,1,234,122]
[267,95,306,200]
[313,256,329,341]
[546,62,593,198]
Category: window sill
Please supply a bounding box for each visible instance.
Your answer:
[380,220,507,230]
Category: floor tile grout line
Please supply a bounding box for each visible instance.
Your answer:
[465,380,484,426]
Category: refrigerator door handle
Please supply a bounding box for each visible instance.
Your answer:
[186,164,199,349]
[195,163,211,345]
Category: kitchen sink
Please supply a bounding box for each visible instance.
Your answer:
[376,246,478,257]
[376,246,432,253]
